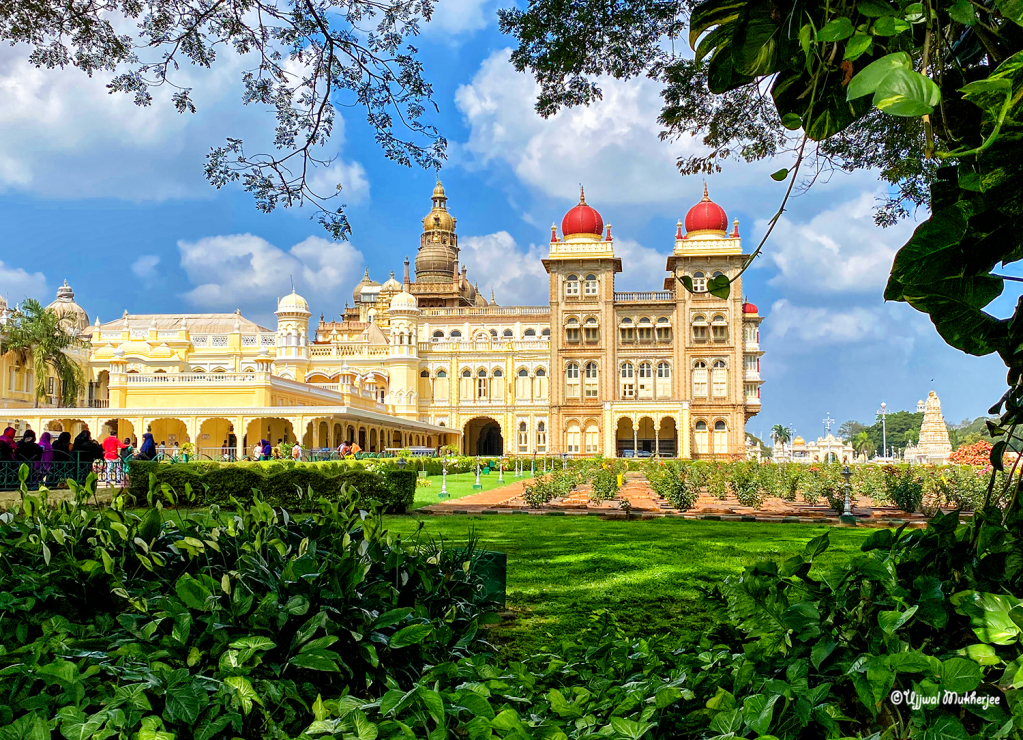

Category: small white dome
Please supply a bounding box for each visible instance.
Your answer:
[389,291,418,311]
[277,290,310,314]
[381,271,402,293]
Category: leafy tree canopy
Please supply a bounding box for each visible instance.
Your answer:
[0,0,446,240]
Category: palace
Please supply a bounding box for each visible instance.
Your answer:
[1,183,764,458]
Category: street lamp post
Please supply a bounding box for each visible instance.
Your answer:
[439,458,449,499]
[562,452,567,470]
[498,456,504,482]
[840,465,856,524]
[878,402,889,461]
[531,453,536,477]
[473,455,482,490]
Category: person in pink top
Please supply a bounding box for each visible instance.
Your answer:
[102,435,126,483]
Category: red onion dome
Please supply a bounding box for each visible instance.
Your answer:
[743,301,758,314]
[685,183,728,234]
[561,186,604,236]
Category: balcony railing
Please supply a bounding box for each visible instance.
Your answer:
[125,372,257,384]
[419,306,551,317]
[614,291,673,302]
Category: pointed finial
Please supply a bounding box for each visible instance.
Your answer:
[676,219,683,239]
[605,223,612,242]
[551,223,558,243]
[702,181,710,201]
[364,268,370,279]
[491,289,496,303]
[579,185,586,204]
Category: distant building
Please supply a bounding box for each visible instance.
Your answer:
[905,391,953,465]
[774,433,856,464]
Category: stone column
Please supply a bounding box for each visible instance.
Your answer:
[654,423,659,458]
[235,417,246,460]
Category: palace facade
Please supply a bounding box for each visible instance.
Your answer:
[2,182,763,459]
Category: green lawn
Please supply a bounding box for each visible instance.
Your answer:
[411,471,531,509]
[384,515,876,657]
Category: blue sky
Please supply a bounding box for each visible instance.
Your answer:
[0,1,1007,439]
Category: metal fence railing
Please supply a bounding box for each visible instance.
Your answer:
[0,456,132,492]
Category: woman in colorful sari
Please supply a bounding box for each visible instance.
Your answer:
[37,432,54,485]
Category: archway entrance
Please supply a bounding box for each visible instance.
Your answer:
[463,417,503,456]
[658,417,677,457]
[615,417,634,457]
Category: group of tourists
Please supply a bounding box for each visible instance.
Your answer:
[250,439,304,461]
[336,440,361,458]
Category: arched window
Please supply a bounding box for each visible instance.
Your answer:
[566,363,580,400]
[518,368,529,377]
[712,270,725,282]
[493,368,503,377]
[583,317,599,343]
[503,329,514,338]
[477,368,488,399]
[584,274,597,296]
[541,328,550,337]
[566,274,580,297]
[715,420,726,431]
[694,420,710,455]
[432,330,444,341]
[696,421,708,431]
[524,328,536,338]
[436,369,447,378]
[656,317,671,342]
[620,316,634,343]
[450,330,462,338]
[462,369,471,377]
[518,421,528,452]
[566,423,581,453]
[584,424,599,454]
[536,421,547,452]
[584,362,598,397]
[638,362,652,378]
[490,329,498,339]
[712,314,728,341]
[620,362,635,399]
[637,317,653,342]
[536,368,546,376]
[420,370,429,377]
[693,360,708,397]
[692,271,707,293]
[476,332,489,342]
[712,359,727,397]
[692,314,708,343]
[657,362,670,378]
[566,317,580,343]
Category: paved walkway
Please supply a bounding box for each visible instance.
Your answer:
[419,474,933,528]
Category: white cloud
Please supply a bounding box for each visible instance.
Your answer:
[307,159,370,204]
[457,231,550,306]
[614,238,671,292]
[755,191,914,294]
[177,234,364,312]
[0,44,370,205]
[0,261,48,305]
[426,0,494,35]
[131,255,161,280]
[763,298,931,349]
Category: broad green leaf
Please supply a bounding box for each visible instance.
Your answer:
[164,683,203,725]
[284,594,310,615]
[873,68,940,116]
[941,657,984,693]
[741,694,777,735]
[608,717,654,740]
[924,713,969,739]
[137,716,174,740]
[771,168,789,181]
[709,709,742,734]
[782,602,821,638]
[705,687,737,711]
[707,274,730,299]
[811,635,837,669]
[420,688,445,724]
[224,676,262,715]
[879,605,918,634]
[654,687,682,709]
[390,623,434,649]
[817,17,854,41]
[289,649,341,672]
[58,707,107,740]
[994,0,1023,26]
[549,689,583,718]
[964,643,1000,665]
[229,636,276,663]
[888,650,940,674]
[872,15,911,34]
[353,711,378,740]
[175,574,214,612]
[857,0,897,16]
[781,112,802,130]
[949,0,978,23]
[844,33,873,60]
[847,52,912,100]
[903,2,925,22]
[957,592,1023,644]
[373,607,414,629]
[194,715,232,740]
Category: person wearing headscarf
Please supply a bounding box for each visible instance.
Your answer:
[52,431,72,461]
[138,433,156,461]
[0,427,16,461]
[72,430,104,464]
[37,432,54,470]
[16,430,43,463]
[261,439,272,460]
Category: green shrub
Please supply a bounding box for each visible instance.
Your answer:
[728,460,764,508]
[645,460,699,510]
[803,465,845,511]
[883,464,924,513]
[381,470,416,513]
[0,475,498,738]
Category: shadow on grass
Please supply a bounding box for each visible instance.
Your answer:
[384,515,875,657]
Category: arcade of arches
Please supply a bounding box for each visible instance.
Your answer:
[464,417,503,456]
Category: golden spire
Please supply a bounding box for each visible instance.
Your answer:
[579,185,586,205]
[702,182,710,201]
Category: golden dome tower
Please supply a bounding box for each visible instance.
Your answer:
[415,179,459,283]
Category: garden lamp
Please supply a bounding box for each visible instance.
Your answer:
[841,465,854,521]
[397,457,407,470]
[562,452,567,470]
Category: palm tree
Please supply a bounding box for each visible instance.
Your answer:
[771,424,791,445]
[1,298,88,407]
[852,431,873,458]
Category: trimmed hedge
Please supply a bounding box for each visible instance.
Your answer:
[127,461,410,512]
